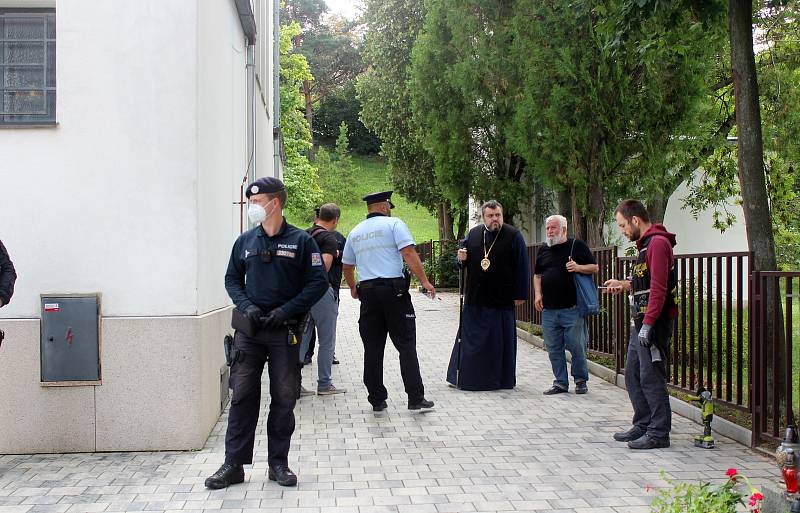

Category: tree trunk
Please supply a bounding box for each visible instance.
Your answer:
[569,187,586,243]
[584,180,605,247]
[647,193,669,224]
[729,0,785,426]
[456,208,468,239]
[729,0,776,273]
[437,201,455,241]
[303,79,315,160]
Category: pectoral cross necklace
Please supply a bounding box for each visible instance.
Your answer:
[481,225,502,271]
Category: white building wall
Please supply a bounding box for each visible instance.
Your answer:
[196,0,248,314]
[0,0,277,453]
[0,0,199,319]
[663,177,749,255]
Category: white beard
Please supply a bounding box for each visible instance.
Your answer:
[546,235,566,247]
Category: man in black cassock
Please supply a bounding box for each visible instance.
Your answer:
[446,200,530,390]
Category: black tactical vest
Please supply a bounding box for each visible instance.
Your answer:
[631,233,678,331]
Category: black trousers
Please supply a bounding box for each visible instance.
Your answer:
[225,328,299,468]
[358,285,425,406]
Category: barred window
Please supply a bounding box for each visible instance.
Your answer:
[0,9,56,125]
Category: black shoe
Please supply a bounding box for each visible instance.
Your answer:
[204,463,244,489]
[543,385,568,395]
[408,398,434,410]
[628,434,670,450]
[372,400,388,412]
[575,381,588,394]
[303,355,312,365]
[613,426,645,442]
[268,465,298,486]
[332,356,340,365]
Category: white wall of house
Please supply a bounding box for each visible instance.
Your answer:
[663,178,749,255]
[1,0,200,319]
[0,0,276,453]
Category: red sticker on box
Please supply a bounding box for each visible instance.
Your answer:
[44,303,60,312]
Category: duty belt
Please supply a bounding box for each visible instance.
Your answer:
[359,277,405,290]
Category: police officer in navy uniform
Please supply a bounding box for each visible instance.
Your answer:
[205,177,328,489]
[342,191,435,412]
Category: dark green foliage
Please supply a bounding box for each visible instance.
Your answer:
[506,0,716,244]
[314,83,381,154]
[421,240,460,288]
[316,124,360,207]
[410,0,531,224]
[358,0,467,239]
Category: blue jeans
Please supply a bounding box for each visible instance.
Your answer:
[541,306,589,390]
[299,287,339,389]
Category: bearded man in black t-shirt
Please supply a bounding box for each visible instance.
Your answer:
[534,215,598,395]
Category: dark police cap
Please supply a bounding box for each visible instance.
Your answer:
[362,190,395,209]
[245,176,285,198]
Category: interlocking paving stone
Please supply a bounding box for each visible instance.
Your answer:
[0,293,780,512]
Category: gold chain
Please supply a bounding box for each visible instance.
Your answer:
[483,225,502,259]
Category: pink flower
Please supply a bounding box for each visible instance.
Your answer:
[726,468,738,478]
[749,492,764,506]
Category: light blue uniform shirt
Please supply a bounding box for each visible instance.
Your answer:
[342,214,415,281]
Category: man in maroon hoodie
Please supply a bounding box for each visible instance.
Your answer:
[604,199,677,450]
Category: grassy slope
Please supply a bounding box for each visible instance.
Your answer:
[287,154,439,242]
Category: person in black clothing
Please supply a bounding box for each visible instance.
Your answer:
[0,239,15,309]
[446,200,530,390]
[204,177,328,490]
[534,215,598,395]
[0,239,16,349]
[298,204,346,396]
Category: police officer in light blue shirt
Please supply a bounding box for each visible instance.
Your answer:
[342,191,436,412]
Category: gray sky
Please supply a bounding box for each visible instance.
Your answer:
[325,0,363,20]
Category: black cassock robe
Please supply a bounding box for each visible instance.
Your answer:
[446,223,530,390]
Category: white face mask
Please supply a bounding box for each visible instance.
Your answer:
[247,203,267,224]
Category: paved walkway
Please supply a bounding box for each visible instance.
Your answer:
[0,293,779,513]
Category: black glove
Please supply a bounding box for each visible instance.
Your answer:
[245,305,263,326]
[262,307,289,329]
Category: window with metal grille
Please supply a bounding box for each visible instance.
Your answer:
[0,9,55,125]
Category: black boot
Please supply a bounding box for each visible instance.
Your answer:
[408,398,434,410]
[613,426,645,442]
[269,464,298,486]
[628,434,670,450]
[204,463,244,489]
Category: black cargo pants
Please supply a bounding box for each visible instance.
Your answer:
[224,327,299,468]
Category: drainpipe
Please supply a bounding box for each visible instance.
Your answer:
[246,41,256,185]
[273,0,282,178]
[237,42,257,233]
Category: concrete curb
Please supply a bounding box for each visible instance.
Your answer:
[516,327,753,448]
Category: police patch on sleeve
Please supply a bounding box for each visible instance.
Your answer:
[311,252,323,266]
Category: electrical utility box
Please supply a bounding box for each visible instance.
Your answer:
[40,295,101,384]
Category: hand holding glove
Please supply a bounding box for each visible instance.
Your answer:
[638,324,653,347]
[262,307,289,329]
